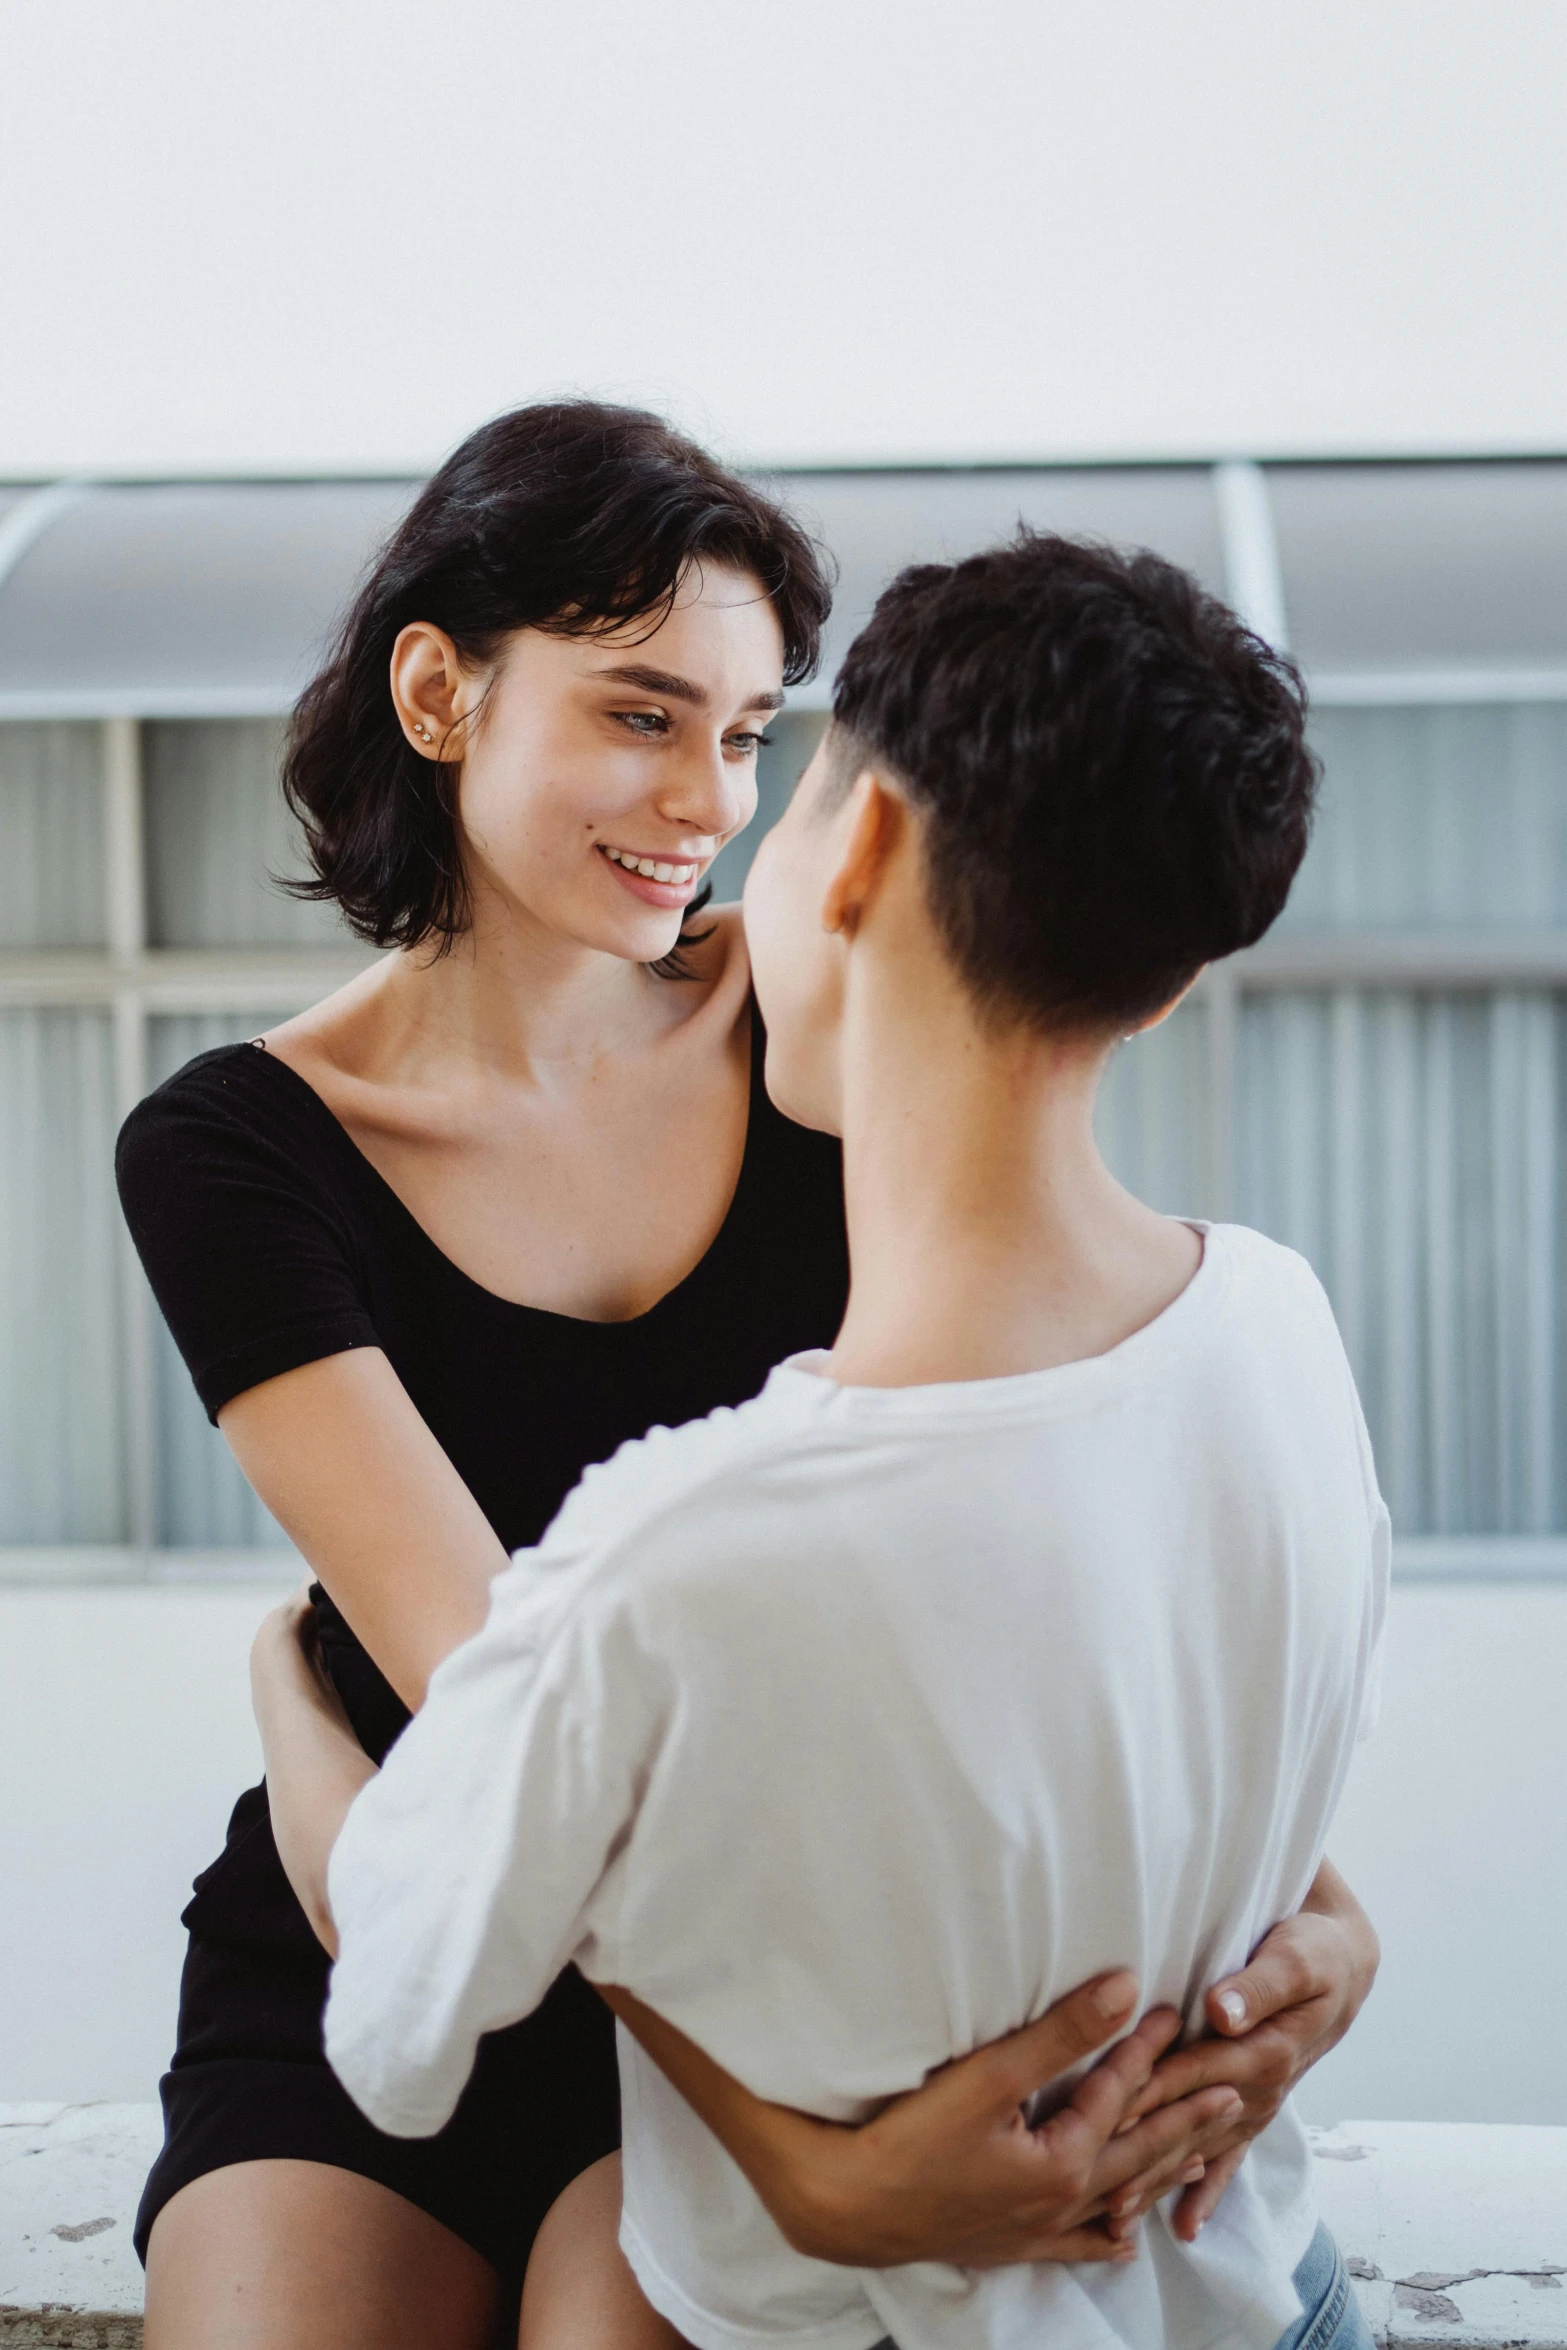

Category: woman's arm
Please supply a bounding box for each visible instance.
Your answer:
[221,1347,509,1708]
[250,1586,377,1952]
[602,1983,1242,2268]
[607,1860,1377,2268]
[238,1348,1376,2265]
[252,1574,1240,2267]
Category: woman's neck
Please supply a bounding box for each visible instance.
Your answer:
[325,885,715,1097]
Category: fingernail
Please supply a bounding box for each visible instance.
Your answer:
[1216,1991,1247,2029]
[1093,1971,1137,2020]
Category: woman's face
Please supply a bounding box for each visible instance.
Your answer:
[434,565,786,963]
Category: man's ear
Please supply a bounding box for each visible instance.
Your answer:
[821,773,904,937]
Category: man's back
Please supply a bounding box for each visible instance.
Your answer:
[327,1222,1388,2350]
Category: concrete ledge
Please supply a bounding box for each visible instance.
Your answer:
[1,2105,159,2345]
[1308,2122,1567,2347]
[3,2107,1565,2346]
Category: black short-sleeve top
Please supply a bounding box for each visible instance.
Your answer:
[116,1017,849,1760]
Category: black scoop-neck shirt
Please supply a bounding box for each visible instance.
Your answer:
[115,1015,848,2282]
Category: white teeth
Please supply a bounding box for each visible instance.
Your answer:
[603,847,697,884]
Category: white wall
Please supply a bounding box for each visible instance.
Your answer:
[1298,1583,1567,2128]
[2,0,1566,476]
[1,1580,1564,2121]
[0,1586,276,2104]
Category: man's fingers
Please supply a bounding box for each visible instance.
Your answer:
[1060,2008,1183,2145]
[1104,2156,1207,2241]
[1120,2006,1319,2128]
[1079,2082,1242,2207]
[1170,2143,1249,2240]
[968,2223,1139,2271]
[968,1971,1140,2111]
[1207,1934,1322,2035]
[1114,2039,1219,2125]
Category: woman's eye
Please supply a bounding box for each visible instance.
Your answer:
[616,710,669,737]
[726,731,771,757]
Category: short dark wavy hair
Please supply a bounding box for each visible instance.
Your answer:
[829,531,1317,1032]
[284,401,832,952]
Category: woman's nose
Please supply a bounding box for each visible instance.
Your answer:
[663,737,754,843]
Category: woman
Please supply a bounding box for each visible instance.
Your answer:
[118,401,1377,2350]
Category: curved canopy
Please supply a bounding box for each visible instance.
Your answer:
[0,462,1564,720]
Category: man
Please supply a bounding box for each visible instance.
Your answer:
[261,534,1386,2350]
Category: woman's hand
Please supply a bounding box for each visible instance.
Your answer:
[607,1861,1376,2270]
[250,1583,379,1956]
[1107,1857,1380,2243]
[604,1973,1242,2268]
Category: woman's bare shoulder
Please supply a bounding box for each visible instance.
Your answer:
[674,901,753,1036]
[689,899,752,988]
[257,960,399,1095]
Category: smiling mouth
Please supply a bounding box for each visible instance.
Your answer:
[598,845,704,886]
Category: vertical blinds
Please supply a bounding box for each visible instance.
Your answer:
[1,702,1564,1552]
[146,1013,296,1548]
[0,1007,126,1540]
[1100,702,1567,1538]
[143,722,345,949]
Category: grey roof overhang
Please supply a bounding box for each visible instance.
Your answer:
[0,460,1564,722]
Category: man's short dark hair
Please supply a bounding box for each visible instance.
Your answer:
[284,401,831,953]
[828,531,1317,1033]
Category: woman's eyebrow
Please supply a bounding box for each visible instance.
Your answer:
[594,662,786,713]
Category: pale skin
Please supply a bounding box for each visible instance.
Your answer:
[152,567,1378,2350]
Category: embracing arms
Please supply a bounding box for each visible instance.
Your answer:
[599,1869,1377,2261]
[250,1554,1378,2264]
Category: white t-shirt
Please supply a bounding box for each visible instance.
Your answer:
[325,1223,1389,2350]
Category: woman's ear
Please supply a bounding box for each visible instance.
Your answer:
[389,623,470,761]
[821,773,904,937]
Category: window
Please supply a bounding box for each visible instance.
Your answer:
[0,715,372,1569]
[3,466,1564,1578]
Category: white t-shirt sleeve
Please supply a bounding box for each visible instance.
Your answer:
[323,1544,669,2138]
[1357,1493,1392,1742]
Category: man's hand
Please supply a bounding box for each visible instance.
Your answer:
[1106,1859,1380,2242]
[606,1972,1242,2268]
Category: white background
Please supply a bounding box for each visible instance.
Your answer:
[2,0,1566,477]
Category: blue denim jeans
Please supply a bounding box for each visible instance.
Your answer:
[1275,2222,1376,2350]
[867,2220,1373,2350]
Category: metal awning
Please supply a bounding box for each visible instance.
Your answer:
[778,468,1227,695]
[0,481,418,718]
[0,462,1565,722]
[1271,462,1567,696]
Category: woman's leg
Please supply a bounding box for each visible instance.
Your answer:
[144,2158,504,2350]
[519,2155,688,2350]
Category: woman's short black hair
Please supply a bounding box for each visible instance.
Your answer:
[828,530,1318,1033]
[284,400,832,951]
